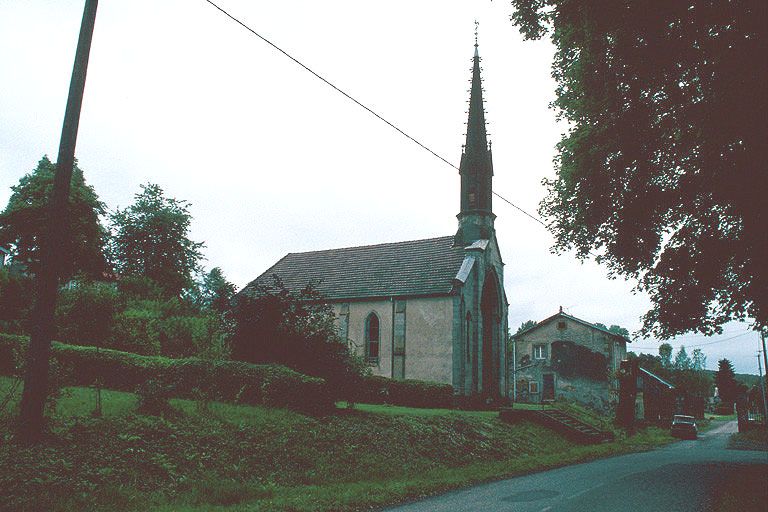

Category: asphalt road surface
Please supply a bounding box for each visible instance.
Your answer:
[381,421,767,512]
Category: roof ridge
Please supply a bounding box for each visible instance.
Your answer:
[285,234,456,256]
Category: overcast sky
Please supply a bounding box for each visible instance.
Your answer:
[1,1,763,374]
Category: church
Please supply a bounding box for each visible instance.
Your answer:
[243,42,508,400]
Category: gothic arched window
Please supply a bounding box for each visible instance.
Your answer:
[365,313,380,361]
[466,313,472,362]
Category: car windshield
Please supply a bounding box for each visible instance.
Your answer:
[673,416,695,424]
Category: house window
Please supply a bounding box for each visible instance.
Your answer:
[533,344,547,360]
[529,381,539,394]
[557,321,566,330]
[365,313,380,362]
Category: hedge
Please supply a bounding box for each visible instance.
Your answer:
[358,374,454,409]
[0,334,332,413]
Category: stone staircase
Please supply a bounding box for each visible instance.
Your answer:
[499,407,615,445]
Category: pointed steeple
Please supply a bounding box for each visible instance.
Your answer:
[456,27,495,246]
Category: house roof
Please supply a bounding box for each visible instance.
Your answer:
[242,235,469,301]
[638,367,675,389]
[512,310,632,343]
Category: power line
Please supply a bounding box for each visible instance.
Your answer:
[202,0,547,228]
[630,330,753,350]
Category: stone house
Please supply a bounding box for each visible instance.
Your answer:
[511,309,630,412]
[243,42,508,401]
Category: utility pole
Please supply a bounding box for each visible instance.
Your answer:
[758,350,768,426]
[761,328,767,392]
[17,0,98,445]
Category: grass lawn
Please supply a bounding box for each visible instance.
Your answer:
[0,377,677,512]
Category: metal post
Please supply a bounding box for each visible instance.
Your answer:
[17,0,98,445]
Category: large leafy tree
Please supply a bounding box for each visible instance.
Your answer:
[109,183,204,297]
[511,1,767,337]
[0,156,107,280]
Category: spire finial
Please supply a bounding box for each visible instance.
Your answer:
[474,20,479,48]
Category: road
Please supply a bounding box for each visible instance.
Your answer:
[381,421,767,512]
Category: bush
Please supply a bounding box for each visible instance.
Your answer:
[358,374,453,409]
[0,334,28,376]
[0,334,329,412]
[55,282,119,348]
[135,379,171,416]
[229,281,367,403]
[0,268,33,335]
[261,366,333,413]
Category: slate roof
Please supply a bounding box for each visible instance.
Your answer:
[243,235,468,301]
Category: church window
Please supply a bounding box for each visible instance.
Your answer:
[465,313,472,362]
[557,321,566,330]
[533,344,547,360]
[365,313,380,362]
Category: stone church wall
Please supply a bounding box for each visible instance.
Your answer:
[331,296,454,384]
[404,296,454,384]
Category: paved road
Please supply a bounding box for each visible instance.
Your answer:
[381,421,767,512]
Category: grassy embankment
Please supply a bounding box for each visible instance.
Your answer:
[0,376,676,512]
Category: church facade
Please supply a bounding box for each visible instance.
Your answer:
[244,43,508,399]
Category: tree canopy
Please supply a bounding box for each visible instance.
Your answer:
[511,0,767,337]
[0,156,107,280]
[515,319,537,334]
[109,184,204,297]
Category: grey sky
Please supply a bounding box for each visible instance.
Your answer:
[1,1,761,374]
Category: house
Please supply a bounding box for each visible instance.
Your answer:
[0,246,9,266]
[243,42,509,401]
[511,308,630,411]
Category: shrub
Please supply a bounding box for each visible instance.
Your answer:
[0,334,28,376]
[55,282,119,348]
[0,334,327,412]
[229,281,367,402]
[135,379,171,416]
[0,268,33,335]
[358,374,453,409]
[261,366,333,413]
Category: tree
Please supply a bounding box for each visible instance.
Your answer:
[515,319,537,334]
[658,343,672,368]
[109,184,204,297]
[674,346,692,371]
[691,348,706,371]
[0,156,107,281]
[511,1,767,338]
[229,278,366,400]
[608,325,630,338]
[714,358,738,403]
[197,267,237,313]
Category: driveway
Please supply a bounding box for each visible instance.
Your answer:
[381,421,767,512]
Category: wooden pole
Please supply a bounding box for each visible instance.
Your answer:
[17,0,98,445]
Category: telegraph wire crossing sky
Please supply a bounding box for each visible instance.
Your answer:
[0,0,761,373]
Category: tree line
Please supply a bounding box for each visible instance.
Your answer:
[0,156,234,359]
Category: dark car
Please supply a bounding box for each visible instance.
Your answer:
[670,415,698,439]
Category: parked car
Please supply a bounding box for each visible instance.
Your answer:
[670,415,697,439]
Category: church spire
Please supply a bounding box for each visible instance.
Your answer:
[456,24,495,246]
